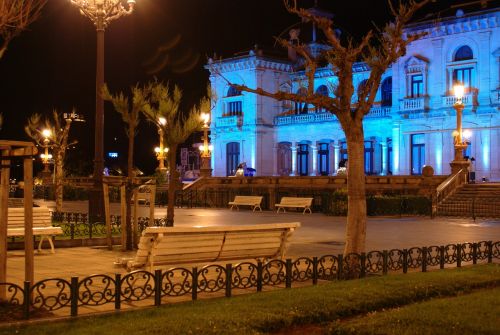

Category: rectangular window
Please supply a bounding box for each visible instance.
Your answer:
[411,134,425,175]
[318,143,329,176]
[453,67,473,92]
[226,142,240,176]
[387,138,392,175]
[364,141,374,175]
[298,144,309,176]
[410,74,423,97]
[227,101,242,116]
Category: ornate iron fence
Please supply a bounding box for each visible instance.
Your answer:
[1,240,498,321]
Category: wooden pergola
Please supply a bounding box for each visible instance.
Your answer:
[0,141,37,298]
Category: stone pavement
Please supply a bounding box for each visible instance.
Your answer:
[4,200,500,284]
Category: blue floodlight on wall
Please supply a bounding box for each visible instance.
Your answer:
[108,152,119,158]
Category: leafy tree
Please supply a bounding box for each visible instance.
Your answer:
[102,84,148,250]
[142,81,208,226]
[25,110,76,212]
[224,0,431,259]
[0,0,46,59]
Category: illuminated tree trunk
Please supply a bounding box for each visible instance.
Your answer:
[125,124,135,250]
[343,123,367,255]
[166,144,178,227]
[54,149,64,212]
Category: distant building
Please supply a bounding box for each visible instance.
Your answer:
[207,6,499,180]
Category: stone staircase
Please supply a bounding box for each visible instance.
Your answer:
[437,183,500,218]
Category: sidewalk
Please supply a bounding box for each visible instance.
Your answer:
[5,201,500,284]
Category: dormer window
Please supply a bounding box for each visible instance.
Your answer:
[404,56,428,98]
[224,86,243,116]
[315,85,329,113]
[227,86,242,97]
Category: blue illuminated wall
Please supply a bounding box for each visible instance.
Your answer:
[207,8,500,180]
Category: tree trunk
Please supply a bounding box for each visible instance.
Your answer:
[166,145,178,227]
[54,150,64,212]
[343,122,367,256]
[125,128,135,250]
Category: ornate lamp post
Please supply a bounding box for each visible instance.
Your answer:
[68,0,136,218]
[40,129,53,181]
[450,84,470,174]
[154,117,168,182]
[199,113,213,177]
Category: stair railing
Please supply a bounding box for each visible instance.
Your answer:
[432,168,468,217]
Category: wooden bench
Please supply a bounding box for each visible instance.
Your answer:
[6,207,63,253]
[228,196,263,212]
[126,222,300,271]
[275,197,313,214]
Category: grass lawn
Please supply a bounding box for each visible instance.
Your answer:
[0,264,499,335]
[329,287,500,335]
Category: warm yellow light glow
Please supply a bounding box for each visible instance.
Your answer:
[42,129,51,138]
[452,130,459,137]
[154,147,161,153]
[158,117,167,126]
[208,144,213,151]
[164,148,169,153]
[463,129,472,140]
[453,84,465,100]
[201,113,210,124]
[199,145,205,152]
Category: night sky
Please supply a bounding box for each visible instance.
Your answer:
[0,0,494,177]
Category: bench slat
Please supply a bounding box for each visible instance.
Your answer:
[128,222,300,270]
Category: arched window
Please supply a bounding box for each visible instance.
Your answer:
[316,85,329,96]
[454,46,473,62]
[451,45,475,93]
[226,142,240,176]
[315,85,329,113]
[295,87,308,114]
[227,86,242,97]
[381,77,392,107]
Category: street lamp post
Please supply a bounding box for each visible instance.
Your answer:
[40,129,53,183]
[68,0,135,219]
[450,84,470,174]
[199,113,213,177]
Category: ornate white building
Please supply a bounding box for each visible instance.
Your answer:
[207,6,500,180]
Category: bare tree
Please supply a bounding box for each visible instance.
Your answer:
[223,0,431,257]
[25,111,76,212]
[0,0,46,59]
[142,81,207,226]
[102,84,148,250]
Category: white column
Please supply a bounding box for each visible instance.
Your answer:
[311,144,318,176]
[334,144,340,175]
[381,141,388,176]
[478,31,491,106]
[431,38,444,108]
[291,143,297,176]
[272,145,278,176]
[329,142,336,176]
[392,122,401,175]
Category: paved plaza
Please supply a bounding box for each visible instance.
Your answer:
[5,200,500,284]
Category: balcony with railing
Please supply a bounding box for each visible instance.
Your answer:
[274,112,337,126]
[274,106,392,126]
[366,106,391,118]
[216,115,243,127]
[399,96,429,112]
[442,92,477,107]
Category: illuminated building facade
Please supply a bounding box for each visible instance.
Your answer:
[207,7,500,180]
